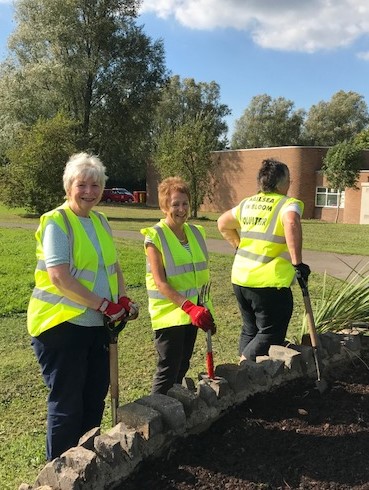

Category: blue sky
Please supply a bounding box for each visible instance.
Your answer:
[1,0,369,140]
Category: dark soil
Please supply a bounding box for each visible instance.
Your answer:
[123,351,369,490]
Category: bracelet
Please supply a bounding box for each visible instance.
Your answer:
[180,299,190,309]
[98,298,109,312]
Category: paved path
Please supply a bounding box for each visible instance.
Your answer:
[97,230,369,281]
[2,222,369,280]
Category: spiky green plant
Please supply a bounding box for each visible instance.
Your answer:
[300,259,369,339]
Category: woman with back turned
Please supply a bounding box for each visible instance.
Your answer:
[217,158,310,362]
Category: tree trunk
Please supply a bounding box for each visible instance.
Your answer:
[334,191,342,224]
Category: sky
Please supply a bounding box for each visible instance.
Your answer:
[1,0,369,140]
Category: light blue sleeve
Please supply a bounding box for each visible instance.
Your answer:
[42,217,110,327]
[43,221,70,267]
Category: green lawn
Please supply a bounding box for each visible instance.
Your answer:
[2,203,369,254]
[0,203,357,488]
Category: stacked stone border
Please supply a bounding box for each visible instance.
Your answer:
[20,331,368,490]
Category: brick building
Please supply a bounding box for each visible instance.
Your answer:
[146,146,369,224]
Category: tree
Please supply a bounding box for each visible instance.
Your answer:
[154,76,231,149]
[354,128,369,149]
[154,112,220,218]
[231,94,305,149]
[322,140,363,223]
[303,91,369,146]
[0,0,168,185]
[152,76,231,217]
[0,113,78,214]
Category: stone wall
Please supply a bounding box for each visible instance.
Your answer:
[20,332,368,490]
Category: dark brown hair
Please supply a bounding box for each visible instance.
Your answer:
[257,158,290,193]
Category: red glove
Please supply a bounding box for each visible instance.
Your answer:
[119,296,139,319]
[97,298,127,321]
[181,300,216,334]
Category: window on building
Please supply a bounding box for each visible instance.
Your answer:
[315,187,345,208]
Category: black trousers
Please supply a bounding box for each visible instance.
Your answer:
[151,324,198,395]
[233,284,293,361]
[32,322,110,461]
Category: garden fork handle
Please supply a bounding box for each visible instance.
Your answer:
[206,330,215,379]
[199,282,215,379]
[296,274,319,349]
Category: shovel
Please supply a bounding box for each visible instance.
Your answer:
[104,317,128,426]
[199,282,215,380]
[296,272,329,394]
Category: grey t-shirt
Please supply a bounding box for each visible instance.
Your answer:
[43,216,111,326]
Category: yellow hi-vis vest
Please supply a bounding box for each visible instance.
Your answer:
[232,192,304,288]
[140,220,214,330]
[27,203,119,337]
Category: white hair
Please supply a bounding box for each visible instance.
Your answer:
[63,152,108,194]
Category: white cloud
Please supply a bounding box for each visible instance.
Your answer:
[357,51,369,60]
[140,0,369,53]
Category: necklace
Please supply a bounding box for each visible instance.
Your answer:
[175,232,187,243]
[166,221,187,243]
[175,231,187,243]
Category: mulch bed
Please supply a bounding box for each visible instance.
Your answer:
[122,350,369,490]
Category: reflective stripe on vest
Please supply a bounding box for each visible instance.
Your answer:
[32,287,85,310]
[236,196,289,263]
[236,248,291,263]
[239,196,288,242]
[31,209,117,304]
[231,194,301,288]
[148,287,198,300]
[146,224,208,300]
[28,205,118,336]
[142,221,213,329]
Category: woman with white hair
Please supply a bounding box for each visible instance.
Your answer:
[27,152,138,461]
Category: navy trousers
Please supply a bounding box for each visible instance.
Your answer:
[151,324,198,395]
[32,322,110,461]
[233,285,293,361]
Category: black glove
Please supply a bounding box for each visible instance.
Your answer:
[293,263,311,282]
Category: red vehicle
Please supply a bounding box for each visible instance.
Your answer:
[101,188,134,203]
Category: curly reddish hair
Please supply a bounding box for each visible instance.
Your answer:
[158,176,191,211]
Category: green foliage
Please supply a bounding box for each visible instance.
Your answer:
[291,264,369,344]
[303,90,369,146]
[0,0,168,184]
[322,139,363,223]
[354,127,369,149]
[154,112,220,217]
[313,267,369,334]
[231,94,305,149]
[322,140,363,192]
[152,76,231,217]
[154,76,231,150]
[0,113,78,214]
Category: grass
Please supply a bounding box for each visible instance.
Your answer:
[0,203,360,488]
[2,203,369,254]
